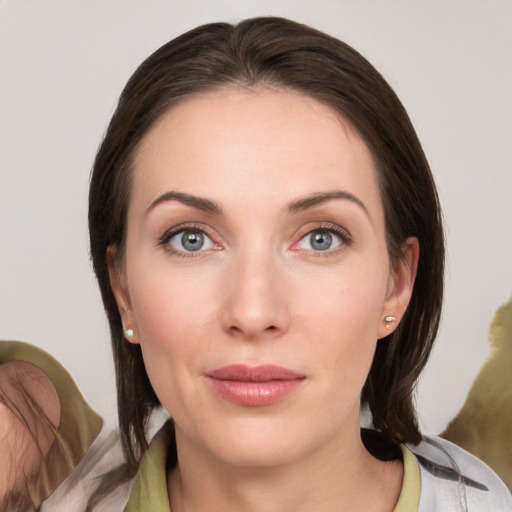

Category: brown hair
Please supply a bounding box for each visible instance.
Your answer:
[89,16,444,473]
[0,363,75,511]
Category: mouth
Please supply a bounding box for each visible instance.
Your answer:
[205,364,305,407]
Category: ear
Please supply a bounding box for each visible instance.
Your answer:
[107,246,140,344]
[377,237,419,339]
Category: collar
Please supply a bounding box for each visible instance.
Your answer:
[123,421,420,512]
[123,421,172,512]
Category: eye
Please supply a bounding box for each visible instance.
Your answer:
[297,229,344,252]
[166,229,216,253]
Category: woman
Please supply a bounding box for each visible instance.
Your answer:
[2,16,510,512]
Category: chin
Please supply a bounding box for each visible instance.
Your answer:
[190,415,333,469]
[211,437,304,468]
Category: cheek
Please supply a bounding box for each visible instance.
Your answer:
[296,257,388,337]
[294,261,388,383]
[130,258,219,341]
[126,262,221,405]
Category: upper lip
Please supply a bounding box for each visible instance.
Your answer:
[206,364,305,382]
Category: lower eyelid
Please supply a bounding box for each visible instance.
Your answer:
[172,231,215,250]
[299,231,342,250]
[158,224,225,258]
[158,223,351,255]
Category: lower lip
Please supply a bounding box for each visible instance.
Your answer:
[205,377,303,406]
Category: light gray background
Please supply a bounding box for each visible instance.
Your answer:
[1,0,511,433]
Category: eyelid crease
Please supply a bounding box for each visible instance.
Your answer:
[156,220,352,259]
[157,223,224,260]
[157,222,219,247]
[290,221,353,255]
[295,221,352,243]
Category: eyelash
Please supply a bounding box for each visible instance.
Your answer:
[157,221,352,258]
[158,223,219,259]
[293,222,353,255]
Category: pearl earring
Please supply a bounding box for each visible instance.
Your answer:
[384,316,396,329]
[123,328,134,338]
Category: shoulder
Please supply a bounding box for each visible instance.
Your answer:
[408,436,512,512]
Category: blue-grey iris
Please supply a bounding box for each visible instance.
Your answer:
[181,231,204,251]
[310,231,332,251]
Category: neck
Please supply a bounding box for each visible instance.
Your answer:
[167,422,403,512]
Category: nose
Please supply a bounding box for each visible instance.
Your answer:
[221,251,290,340]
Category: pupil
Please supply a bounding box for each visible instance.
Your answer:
[311,231,332,251]
[182,231,204,251]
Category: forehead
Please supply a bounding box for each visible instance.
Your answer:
[131,88,382,220]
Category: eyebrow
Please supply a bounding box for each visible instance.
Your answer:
[146,189,368,218]
[146,191,223,216]
[287,190,369,216]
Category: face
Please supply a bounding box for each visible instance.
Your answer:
[111,88,417,468]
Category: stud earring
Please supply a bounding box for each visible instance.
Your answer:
[123,328,134,338]
[384,316,396,329]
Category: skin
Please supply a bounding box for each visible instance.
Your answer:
[110,88,419,512]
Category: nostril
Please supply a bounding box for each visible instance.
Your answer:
[266,325,277,331]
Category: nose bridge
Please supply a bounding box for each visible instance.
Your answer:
[222,241,289,338]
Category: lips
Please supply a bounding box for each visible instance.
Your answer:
[205,364,305,406]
